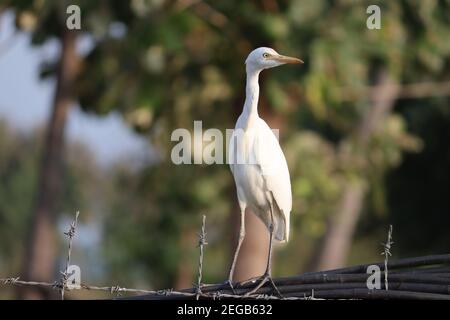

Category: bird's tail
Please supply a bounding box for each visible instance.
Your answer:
[274,210,290,242]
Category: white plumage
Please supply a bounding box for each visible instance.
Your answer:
[227,47,303,289]
[229,116,292,241]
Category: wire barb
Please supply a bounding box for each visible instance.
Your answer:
[195,215,207,300]
[61,211,80,300]
[2,219,450,300]
[2,277,20,285]
[381,224,394,291]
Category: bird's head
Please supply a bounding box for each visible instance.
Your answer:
[245,47,303,72]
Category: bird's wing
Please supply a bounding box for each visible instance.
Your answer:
[228,116,245,175]
[228,128,236,175]
[253,119,292,240]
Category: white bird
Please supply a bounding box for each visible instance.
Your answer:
[227,47,303,294]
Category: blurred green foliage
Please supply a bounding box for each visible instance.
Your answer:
[1,0,449,292]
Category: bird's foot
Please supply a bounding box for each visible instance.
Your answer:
[244,273,283,298]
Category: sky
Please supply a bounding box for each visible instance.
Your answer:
[0,11,150,167]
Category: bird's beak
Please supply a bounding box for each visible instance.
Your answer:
[270,54,304,64]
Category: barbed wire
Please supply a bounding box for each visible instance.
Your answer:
[0,275,297,300]
[0,211,288,300]
[0,212,449,300]
[381,224,394,291]
[60,211,79,300]
[195,214,207,300]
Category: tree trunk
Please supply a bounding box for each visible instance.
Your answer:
[19,29,79,299]
[313,71,398,271]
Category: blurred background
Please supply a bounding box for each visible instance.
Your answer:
[0,0,449,299]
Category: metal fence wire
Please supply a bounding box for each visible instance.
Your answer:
[1,212,450,300]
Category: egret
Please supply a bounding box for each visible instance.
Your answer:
[228,47,303,295]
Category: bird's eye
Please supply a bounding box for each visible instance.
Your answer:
[263,53,269,58]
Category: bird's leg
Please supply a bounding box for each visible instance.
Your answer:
[226,209,245,294]
[244,224,281,297]
[245,202,282,297]
[264,223,283,297]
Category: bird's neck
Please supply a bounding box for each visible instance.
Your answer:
[242,66,261,126]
